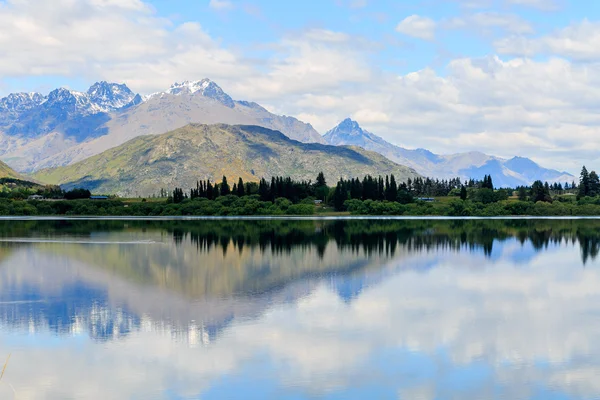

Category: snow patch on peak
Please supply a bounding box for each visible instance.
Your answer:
[166,79,212,95]
[87,81,136,111]
[0,92,45,112]
[155,78,235,108]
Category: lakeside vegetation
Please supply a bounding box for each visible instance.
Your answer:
[2,167,600,216]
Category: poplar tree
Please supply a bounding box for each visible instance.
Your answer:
[237,178,245,197]
[579,166,590,198]
[389,174,398,201]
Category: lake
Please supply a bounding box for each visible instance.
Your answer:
[1,218,600,399]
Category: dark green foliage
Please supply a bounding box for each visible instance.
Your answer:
[314,171,329,201]
[460,185,467,201]
[220,176,231,196]
[589,171,600,197]
[518,186,528,201]
[480,175,494,190]
[531,180,551,203]
[579,166,590,199]
[64,188,91,200]
[333,180,348,211]
[259,178,269,201]
[386,174,398,201]
[397,190,414,204]
[469,188,507,204]
[237,178,245,197]
[316,172,326,187]
[172,188,185,204]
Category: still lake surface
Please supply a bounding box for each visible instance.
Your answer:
[1,218,600,399]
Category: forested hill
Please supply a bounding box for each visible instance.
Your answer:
[33,124,420,197]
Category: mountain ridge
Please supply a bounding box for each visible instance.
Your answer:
[324,118,574,187]
[0,79,325,172]
[33,123,420,197]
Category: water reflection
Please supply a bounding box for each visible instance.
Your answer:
[0,219,600,399]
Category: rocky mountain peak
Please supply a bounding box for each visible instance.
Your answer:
[0,92,45,113]
[163,79,235,108]
[324,118,372,146]
[337,118,362,132]
[87,81,136,110]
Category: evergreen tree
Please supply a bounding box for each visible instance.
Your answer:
[388,174,398,201]
[590,171,600,196]
[333,180,347,211]
[316,172,326,187]
[259,178,269,201]
[207,181,214,200]
[579,166,590,198]
[518,186,527,201]
[220,176,230,196]
[385,175,390,197]
[531,180,551,202]
[237,178,245,197]
[270,177,277,202]
[314,172,329,201]
[173,187,185,204]
[460,185,467,201]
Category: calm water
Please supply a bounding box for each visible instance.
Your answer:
[1,219,600,399]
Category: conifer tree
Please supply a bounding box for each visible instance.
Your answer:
[589,171,600,197]
[220,176,230,196]
[333,179,347,211]
[579,166,590,198]
[518,186,527,201]
[270,177,277,201]
[389,174,398,202]
[237,177,245,197]
[259,178,269,201]
[460,185,468,201]
[207,181,214,200]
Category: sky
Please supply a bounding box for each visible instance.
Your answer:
[0,0,599,173]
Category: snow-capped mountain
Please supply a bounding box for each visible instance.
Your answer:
[0,92,46,124]
[0,78,324,172]
[0,92,45,113]
[87,82,137,111]
[168,79,235,108]
[324,118,574,187]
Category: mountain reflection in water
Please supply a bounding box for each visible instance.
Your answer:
[0,219,599,399]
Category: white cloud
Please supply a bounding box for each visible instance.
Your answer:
[1,0,600,172]
[445,12,534,35]
[209,0,234,11]
[396,15,436,41]
[0,0,253,93]
[496,20,600,61]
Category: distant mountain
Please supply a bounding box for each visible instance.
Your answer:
[0,79,324,172]
[33,124,420,197]
[324,118,574,187]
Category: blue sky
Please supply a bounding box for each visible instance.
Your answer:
[1,0,600,172]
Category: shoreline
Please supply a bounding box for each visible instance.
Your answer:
[2,215,600,221]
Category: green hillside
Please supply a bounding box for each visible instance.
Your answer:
[0,159,24,179]
[33,124,421,197]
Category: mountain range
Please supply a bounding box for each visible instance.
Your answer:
[324,119,574,188]
[0,78,575,190]
[34,124,419,197]
[0,79,323,172]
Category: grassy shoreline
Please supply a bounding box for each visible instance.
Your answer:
[0,194,598,217]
